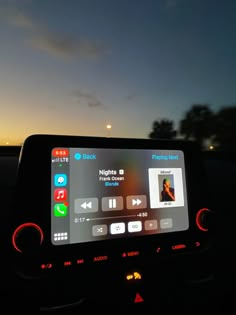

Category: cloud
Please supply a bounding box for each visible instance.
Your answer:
[126,94,136,101]
[72,89,105,108]
[29,34,79,58]
[8,11,34,29]
[29,34,109,60]
[77,38,110,60]
[0,4,36,30]
[2,5,110,60]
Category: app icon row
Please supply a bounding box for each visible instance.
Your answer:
[53,174,68,216]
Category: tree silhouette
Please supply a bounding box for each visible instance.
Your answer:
[179,104,214,149]
[212,106,236,151]
[149,119,177,140]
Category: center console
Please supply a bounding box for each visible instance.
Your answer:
[9,134,213,309]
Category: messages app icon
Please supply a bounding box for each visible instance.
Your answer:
[54,204,68,217]
[54,174,67,186]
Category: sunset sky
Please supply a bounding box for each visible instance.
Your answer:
[0,0,236,145]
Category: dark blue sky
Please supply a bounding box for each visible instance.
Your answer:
[0,0,236,144]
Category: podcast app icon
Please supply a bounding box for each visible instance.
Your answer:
[54,174,67,187]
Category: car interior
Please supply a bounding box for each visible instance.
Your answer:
[1,1,236,314]
[0,134,235,314]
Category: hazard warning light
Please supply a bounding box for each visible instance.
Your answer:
[134,293,144,303]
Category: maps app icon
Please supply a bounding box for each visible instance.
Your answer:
[54,174,67,186]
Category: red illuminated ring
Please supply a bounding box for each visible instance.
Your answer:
[12,222,44,253]
[196,208,210,232]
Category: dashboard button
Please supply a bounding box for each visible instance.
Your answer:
[196,208,212,231]
[12,222,44,253]
[134,292,144,303]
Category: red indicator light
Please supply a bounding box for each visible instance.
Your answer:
[77,259,84,264]
[52,148,69,157]
[172,244,186,250]
[122,253,127,258]
[93,255,108,262]
[64,261,72,266]
[156,247,161,253]
[127,251,139,257]
[195,241,201,247]
[134,293,144,303]
[41,263,52,269]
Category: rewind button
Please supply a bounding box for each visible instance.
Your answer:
[74,198,98,213]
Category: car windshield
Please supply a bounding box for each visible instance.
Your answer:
[0,0,236,151]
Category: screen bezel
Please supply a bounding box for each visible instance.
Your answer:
[13,134,210,262]
[50,146,189,246]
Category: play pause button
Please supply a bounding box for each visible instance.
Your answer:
[102,196,123,211]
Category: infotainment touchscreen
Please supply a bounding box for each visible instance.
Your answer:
[51,148,189,245]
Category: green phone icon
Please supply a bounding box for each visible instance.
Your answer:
[54,204,68,217]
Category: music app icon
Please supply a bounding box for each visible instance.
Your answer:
[54,188,67,201]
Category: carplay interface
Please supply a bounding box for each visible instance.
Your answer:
[51,148,189,245]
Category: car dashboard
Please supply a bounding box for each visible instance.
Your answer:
[0,134,235,314]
